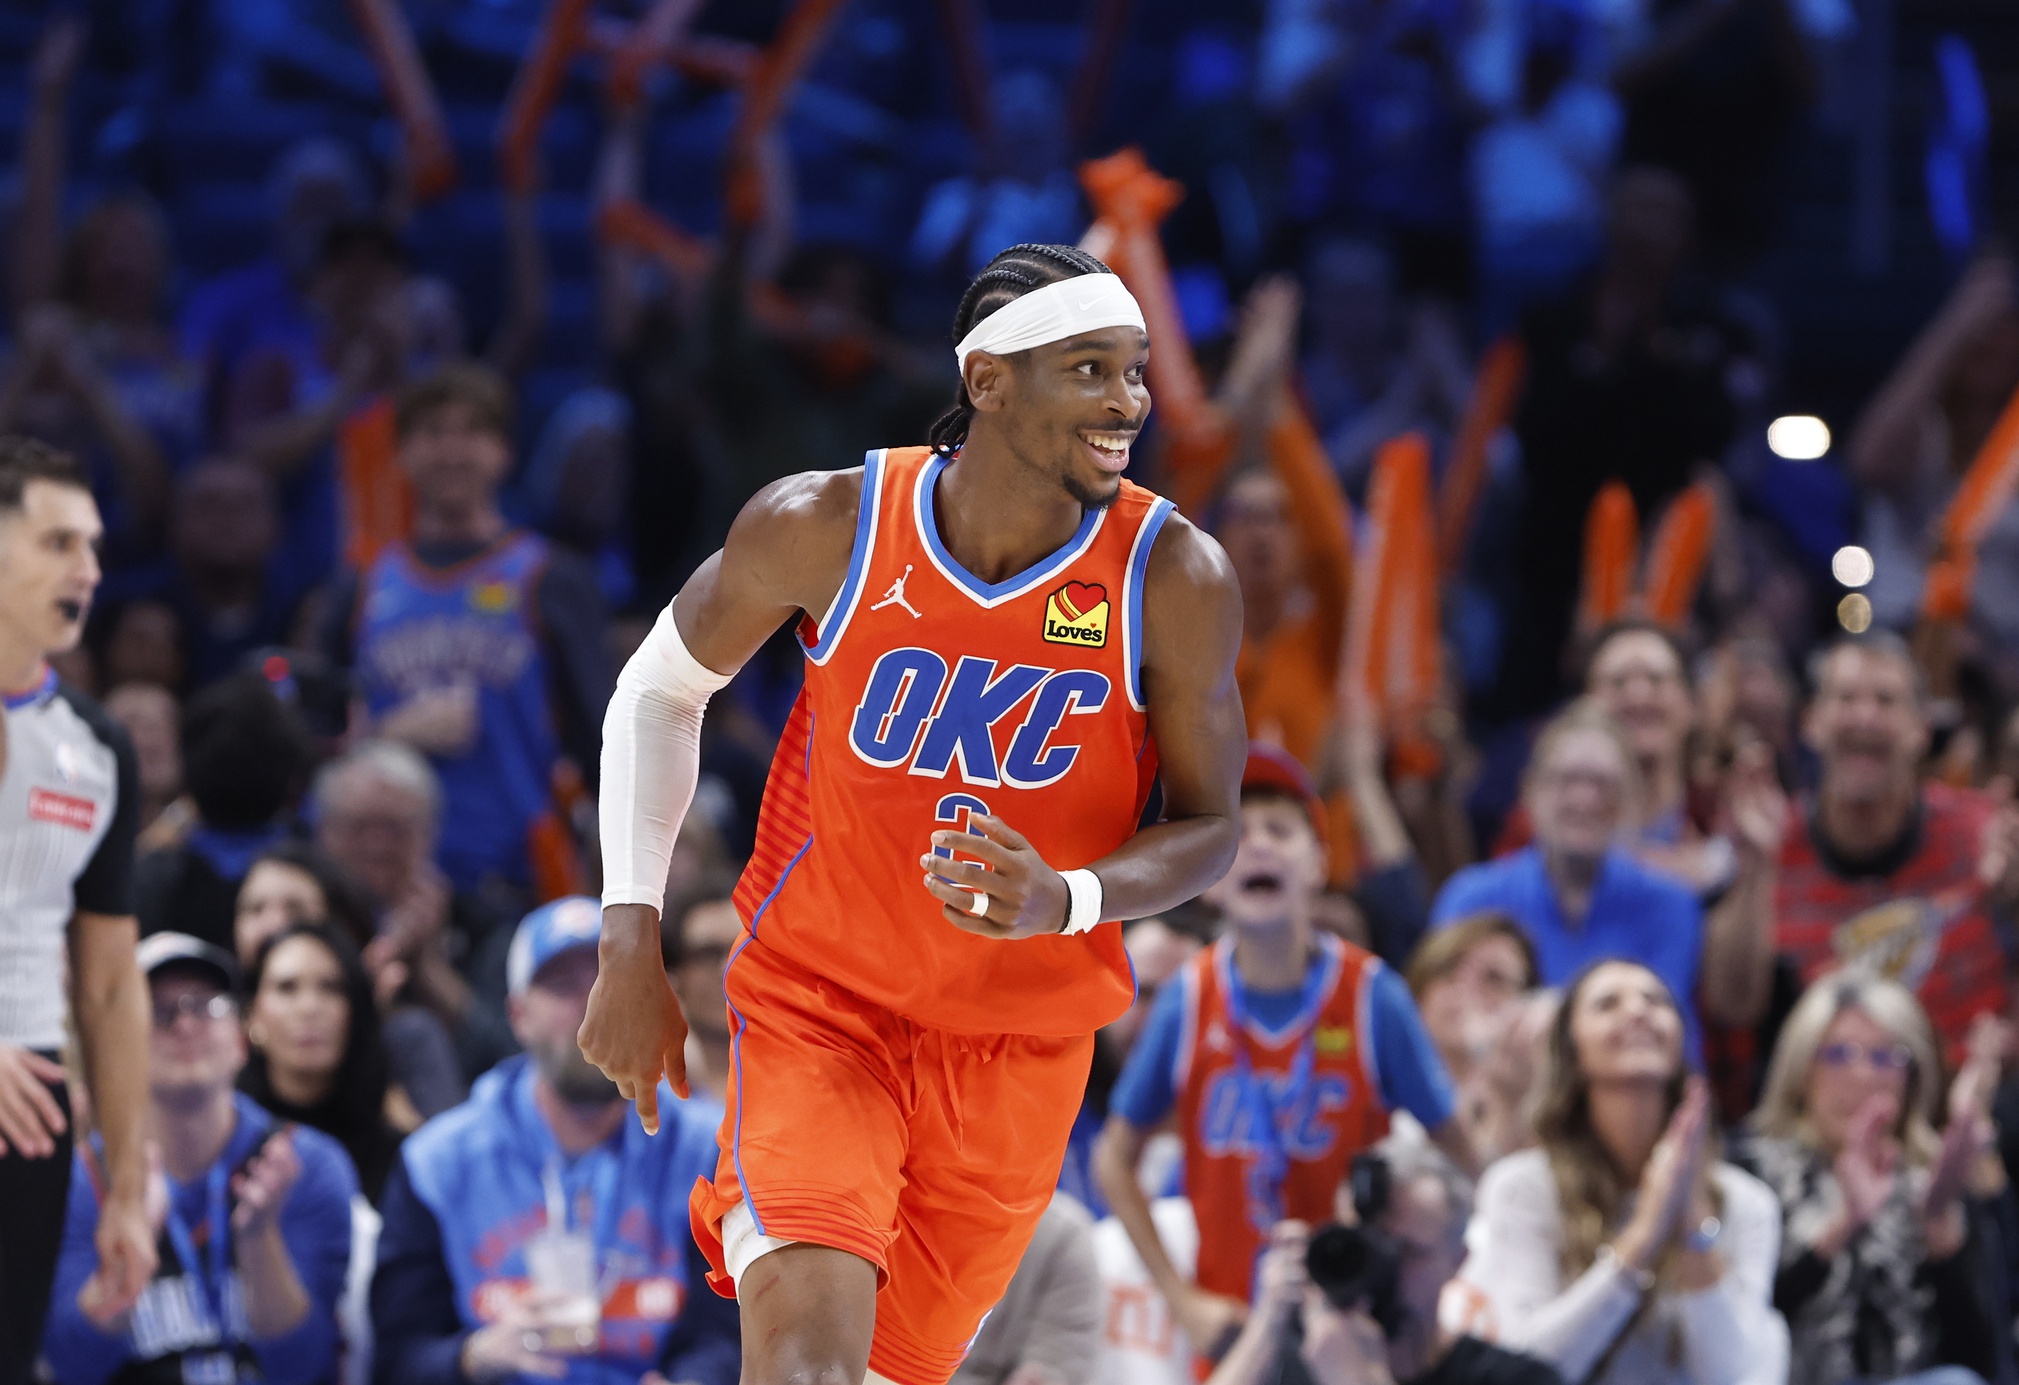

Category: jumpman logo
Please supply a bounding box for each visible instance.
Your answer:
[870,565,923,619]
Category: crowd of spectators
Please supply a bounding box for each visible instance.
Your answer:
[9,2,2019,1385]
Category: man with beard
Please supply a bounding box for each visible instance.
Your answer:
[1721,632,2019,1082]
[370,897,737,1385]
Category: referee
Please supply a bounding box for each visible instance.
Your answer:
[0,438,154,1383]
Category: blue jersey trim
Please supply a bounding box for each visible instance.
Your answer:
[2,666,58,710]
[801,452,886,666]
[746,835,814,940]
[723,935,767,1236]
[1123,498,1175,710]
[914,451,1105,608]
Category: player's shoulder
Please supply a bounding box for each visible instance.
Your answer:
[1139,504,1233,590]
[736,465,866,541]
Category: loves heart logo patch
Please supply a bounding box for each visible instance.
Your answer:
[1043,580,1109,647]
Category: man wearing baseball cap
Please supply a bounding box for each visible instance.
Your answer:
[1094,746,1469,1359]
[43,932,358,1385]
[371,898,738,1385]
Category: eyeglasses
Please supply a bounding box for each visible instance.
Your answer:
[1816,1040,1912,1073]
[152,994,237,1029]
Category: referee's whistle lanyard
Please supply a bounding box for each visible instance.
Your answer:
[162,1159,238,1350]
[1219,950,1329,1240]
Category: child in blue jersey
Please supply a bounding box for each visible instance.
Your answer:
[370,899,738,1385]
[1095,748,1466,1358]
[319,363,612,899]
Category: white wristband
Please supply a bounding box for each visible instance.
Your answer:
[1060,869,1104,936]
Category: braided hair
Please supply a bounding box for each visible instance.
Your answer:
[927,242,1116,455]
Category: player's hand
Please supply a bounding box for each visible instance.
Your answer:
[920,814,1073,940]
[81,1184,160,1327]
[0,1043,68,1157]
[578,904,689,1132]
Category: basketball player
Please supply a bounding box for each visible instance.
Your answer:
[580,243,1247,1385]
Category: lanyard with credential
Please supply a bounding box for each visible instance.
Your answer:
[544,1144,628,1295]
[1219,950,1329,1235]
[162,1159,236,1348]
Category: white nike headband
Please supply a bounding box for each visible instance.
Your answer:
[954,273,1147,372]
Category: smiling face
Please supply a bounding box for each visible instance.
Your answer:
[1203,793,1327,932]
[1417,931,1532,1068]
[1805,644,1927,804]
[1803,1005,1914,1156]
[398,398,512,518]
[235,860,328,967]
[1567,962,1683,1088]
[0,480,102,666]
[1587,630,1692,771]
[149,968,246,1102]
[1526,726,1634,864]
[1217,471,1296,609]
[966,325,1151,509]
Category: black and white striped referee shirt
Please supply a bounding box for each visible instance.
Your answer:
[0,671,138,1051]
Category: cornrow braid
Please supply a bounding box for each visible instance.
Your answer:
[927,243,1116,455]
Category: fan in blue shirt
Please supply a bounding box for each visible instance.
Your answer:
[1432,707,1705,1060]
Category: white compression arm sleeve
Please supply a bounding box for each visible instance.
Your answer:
[600,604,736,912]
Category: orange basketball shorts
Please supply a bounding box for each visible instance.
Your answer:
[689,933,1094,1385]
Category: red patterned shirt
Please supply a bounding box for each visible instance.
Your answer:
[1776,782,2010,1060]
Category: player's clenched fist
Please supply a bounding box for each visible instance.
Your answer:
[920,814,1074,940]
[578,903,689,1133]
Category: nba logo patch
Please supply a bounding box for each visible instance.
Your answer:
[1042,581,1109,648]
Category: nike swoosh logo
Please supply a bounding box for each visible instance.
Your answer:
[1076,299,1100,312]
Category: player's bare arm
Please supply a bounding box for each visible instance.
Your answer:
[579,468,859,1131]
[920,514,1245,937]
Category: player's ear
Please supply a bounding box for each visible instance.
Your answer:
[965,351,1009,415]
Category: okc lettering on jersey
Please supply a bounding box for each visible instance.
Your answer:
[358,617,535,698]
[847,646,1112,789]
[1197,1069,1353,1159]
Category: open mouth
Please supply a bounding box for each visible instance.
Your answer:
[1078,429,1136,473]
[1236,869,1287,899]
[55,599,83,623]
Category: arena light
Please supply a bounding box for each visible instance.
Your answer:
[1768,415,1831,460]
[1837,592,1873,633]
[1831,545,1874,588]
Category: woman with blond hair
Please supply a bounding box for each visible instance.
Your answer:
[1459,959,1786,1385]
[1729,971,2003,1385]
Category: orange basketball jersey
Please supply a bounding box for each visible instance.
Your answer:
[731,446,1176,1037]
[1174,934,1393,1302]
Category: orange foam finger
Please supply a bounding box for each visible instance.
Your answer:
[1578,481,1639,631]
[1922,382,2019,619]
[607,0,708,109]
[1079,148,1231,515]
[498,0,596,196]
[1437,336,1524,576]
[1640,481,1715,627]
[596,198,715,280]
[346,0,457,202]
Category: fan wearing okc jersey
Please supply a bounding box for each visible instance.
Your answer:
[1096,749,1467,1360]
[580,244,1248,1385]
